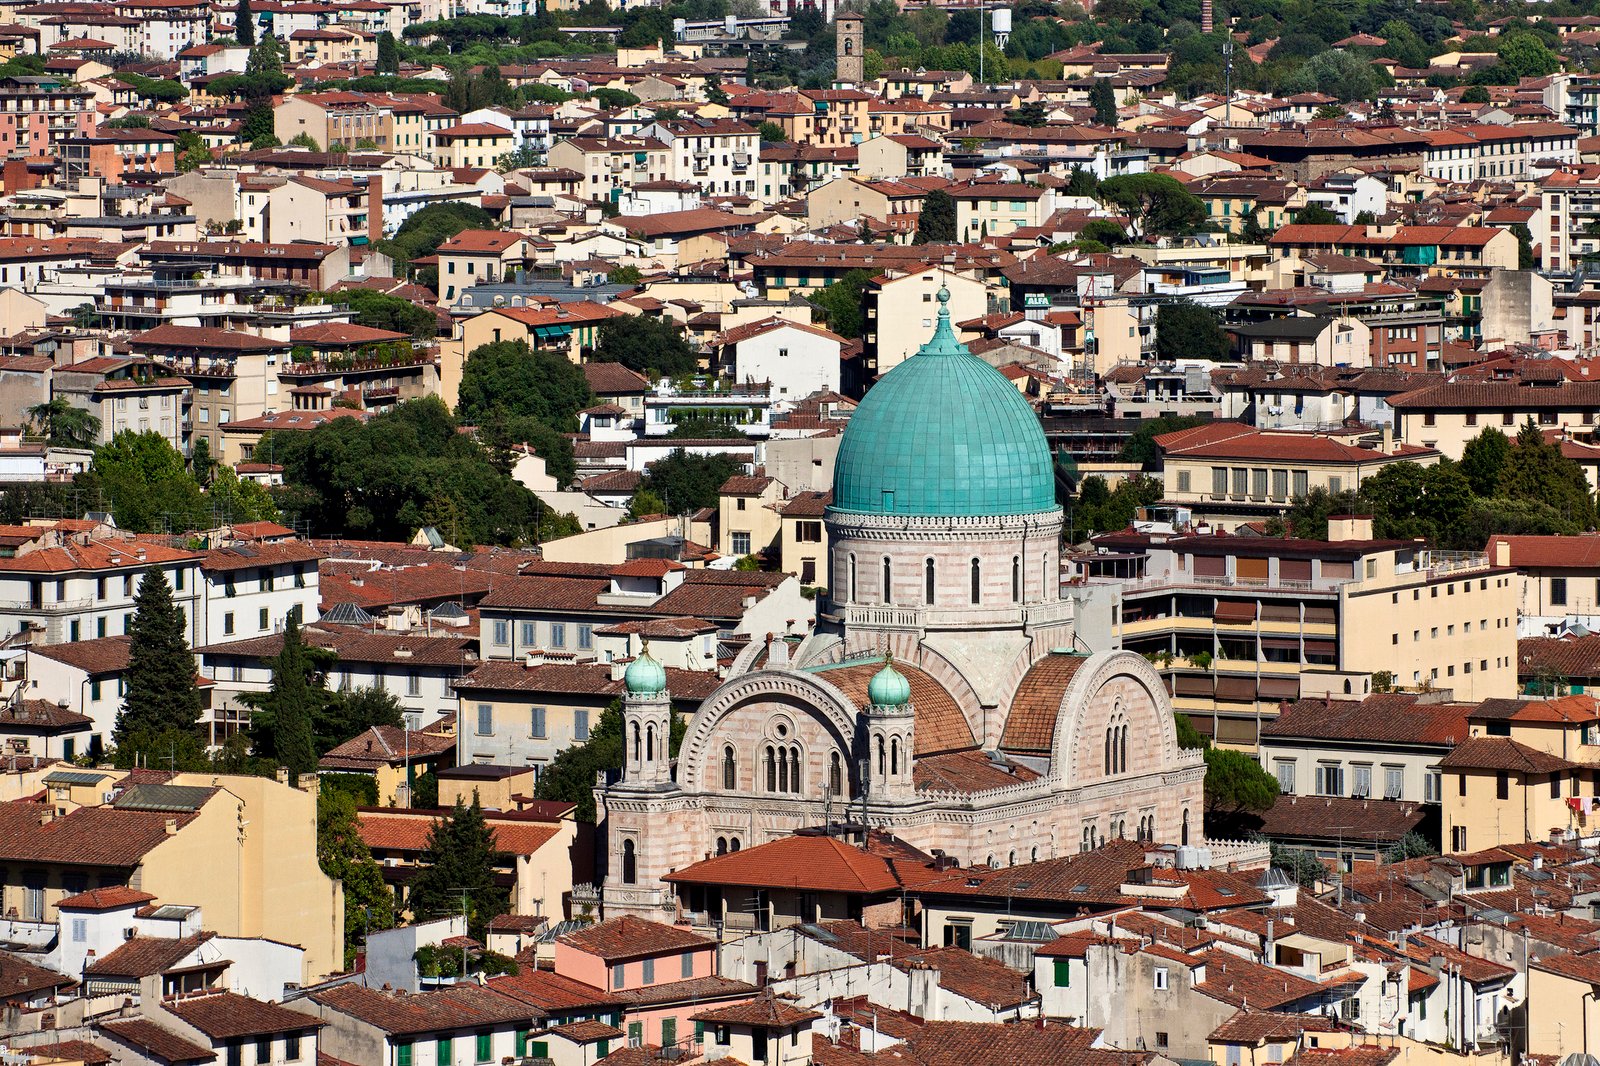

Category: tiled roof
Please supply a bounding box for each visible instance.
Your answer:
[29,636,132,675]
[546,1020,623,1042]
[1519,635,1600,680]
[201,628,474,670]
[665,836,903,894]
[200,540,323,573]
[557,916,712,961]
[897,946,1030,1008]
[1436,735,1576,774]
[0,801,198,867]
[57,886,157,910]
[1156,422,1436,463]
[1000,653,1089,753]
[164,992,322,1039]
[1262,695,1470,745]
[1256,796,1428,844]
[356,808,561,856]
[308,983,538,1035]
[912,749,1040,793]
[0,699,92,730]
[1287,1048,1400,1066]
[874,1020,1148,1066]
[98,1019,216,1065]
[805,658,974,756]
[487,969,622,1013]
[583,362,651,394]
[0,948,76,999]
[1193,949,1324,1009]
[1488,533,1600,569]
[319,726,456,771]
[691,990,820,1027]
[20,1040,113,1066]
[451,661,721,702]
[610,974,758,1007]
[86,933,215,979]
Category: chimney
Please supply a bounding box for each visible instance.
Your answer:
[164,818,178,835]
[1327,514,1373,542]
[275,767,290,785]
[367,174,384,244]
[907,962,941,1021]
[1493,538,1511,568]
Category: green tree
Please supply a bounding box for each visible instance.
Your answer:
[1512,222,1535,269]
[1006,99,1048,126]
[1460,426,1511,497]
[1293,203,1342,226]
[1461,84,1490,104]
[703,74,728,104]
[1155,299,1230,360]
[90,430,206,533]
[1383,831,1438,863]
[1119,414,1206,468]
[914,188,957,244]
[757,120,786,143]
[534,701,622,820]
[1080,219,1126,247]
[408,797,508,939]
[608,265,644,285]
[341,288,438,339]
[457,340,594,430]
[235,0,255,45]
[1089,76,1117,125]
[1204,747,1279,817]
[1174,712,1208,750]
[1501,419,1597,527]
[639,449,743,514]
[806,268,873,339]
[191,436,214,486]
[1281,48,1381,101]
[1099,173,1205,236]
[627,488,668,521]
[28,397,100,448]
[375,202,494,273]
[246,612,321,777]
[116,567,203,748]
[1496,31,1559,79]
[1271,843,1327,888]
[319,687,405,756]
[592,314,698,377]
[376,31,399,74]
[318,788,395,963]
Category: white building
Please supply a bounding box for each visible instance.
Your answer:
[712,318,843,401]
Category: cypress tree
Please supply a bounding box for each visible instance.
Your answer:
[117,566,202,746]
[409,796,508,939]
[1090,77,1117,126]
[235,0,255,46]
[914,188,956,244]
[261,613,319,777]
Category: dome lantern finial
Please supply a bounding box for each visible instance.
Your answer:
[625,642,667,697]
[868,657,912,709]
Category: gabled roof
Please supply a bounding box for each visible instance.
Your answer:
[164,992,322,1039]
[1436,735,1576,774]
[556,916,712,962]
[664,835,904,894]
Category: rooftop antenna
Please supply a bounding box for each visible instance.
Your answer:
[1222,37,1235,135]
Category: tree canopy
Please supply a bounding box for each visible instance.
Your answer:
[116,567,203,763]
[458,340,594,431]
[1098,174,1205,237]
[638,450,744,515]
[806,269,874,339]
[409,797,509,939]
[1155,300,1231,361]
[592,315,698,378]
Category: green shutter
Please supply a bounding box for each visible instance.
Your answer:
[476,1034,490,1063]
[628,1023,642,1047]
[437,1037,451,1066]
[397,1044,412,1066]
[661,1019,676,1047]
[694,1022,705,1042]
[596,1042,609,1059]
[515,1033,527,1058]
[1053,959,1071,987]
[528,1044,548,1060]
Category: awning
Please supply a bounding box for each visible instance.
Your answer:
[1304,607,1337,624]
[1304,640,1337,656]
[1260,603,1300,622]
[1260,638,1302,652]
[1174,675,1213,696]
[1258,676,1300,698]
[1214,601,1257,623]
[1215,676,1257,700]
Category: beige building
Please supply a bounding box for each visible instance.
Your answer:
[948,182,1056,243]
[0,767,342,982]
[718,474,785,561]
[1076,517,1520,747]
[1389,377,1600,460]
[861,266,986,379]
[1155,422,1440,531]
[778,490,831,587]
[1528,952,1600,1059]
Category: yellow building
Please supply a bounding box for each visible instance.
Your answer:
[431,122,516,169]
[1437,695,1600,852]
[455,302,624,364]
[718,474,785,561]
[778,490,831,587]
[1528,952,1600,1059]
[0,767,343,982]
[318,723,459,806]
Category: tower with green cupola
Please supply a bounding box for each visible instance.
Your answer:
[864,657,915,805]
[621,646,672,788]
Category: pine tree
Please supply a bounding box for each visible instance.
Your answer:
[257,612,319,777]
[376,32,398,75]
[914,188,956,244]
[116,567,202,747]
[408,797,508,939]
[235,0,254,45]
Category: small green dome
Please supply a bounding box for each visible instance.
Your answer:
[868,659,912,707]
[624,648,667,696]
[831,287,1057,519]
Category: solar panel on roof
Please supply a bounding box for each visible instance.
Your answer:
[230,544,258,558]
[113,783,213,812]
[43,770,111,785]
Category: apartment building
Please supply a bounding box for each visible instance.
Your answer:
[638,117,759,197]
[1420,122,1578,183]
[0,75,96,157]
[435,230,534,305]
[860,266,986,382]
[948,181,1058,244]
[431,122,516,169]
[128,324,290,459]
[1074,516,1519,747]
[1267,224,1518,277]
[1388,377,1600,459]
[1154,422,1439,530]
[52,356,189,451]
[272,92,430,156]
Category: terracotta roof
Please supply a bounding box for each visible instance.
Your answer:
[356,808,561,856]
[665,835,904,894]
[912,749,1040,793]
[546,1020,623,1042]
[557,916,712,961]
[164,992,322,1039]
[1256,795,1429,845]
[805,658,974,756]
[1262,695,1470,746]
[1488,533,1600,569]
[1193,949,1325,1009]
[1436,735,1577,774]
[98,1019,216,1065]
[583,362,651,394]
[57,886,157,910]
[319,726,456,772]
[1287,1048,1400,1066]
[691,990,820,1027]
[0,801,198,867]
[487,969,622,1013]
[0,699,92,730]
[19,1041,114,1066]
[307,982,538,1035]
[0,949,76,1000]
[865,1020,1147,1066]
[609,974,758,1007]
[86,933,215,979]
[1000,653,1089,753]
[1519,635,1600,680]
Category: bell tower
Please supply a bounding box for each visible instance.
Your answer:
[620,646,672,788]
[836,13,864,87]
[863,658,915,805]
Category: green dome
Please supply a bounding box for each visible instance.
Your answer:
[624,648,667,696]
[868,659,912,707]
[831,288,1056,518]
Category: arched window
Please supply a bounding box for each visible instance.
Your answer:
[621,839,636,884]
[925,558,935,605]
[970,558,981,604]
[1119,725,1128,775]
[765,746,777,792]
[1181,809,1191,846]
[631,722,641,764]
[716,837,727,856]
[829,751,843,797]
[1104,727,1112,776]
[882,557,893,604]
[723,745,736,790]
[890,736,900,777]
[875,734,885,778]
[844,36,853,54]
[848,553,856,602]
[1031,846,1038,862]
[1343,678,1353,694]
[789,747,801,793]
[645,724,655,762]
[1042,554,1050,598]
[1008,850,1016,866]
[730,837,741,852]
[1012,556,1021,602]
[777,745,789,792]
